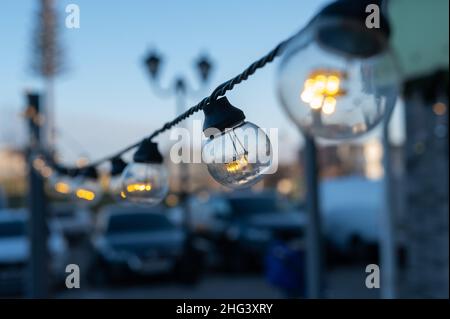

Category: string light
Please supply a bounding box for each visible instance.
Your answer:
[72,167,102,206]
[202,97,272,189]
[36,0,399,203]
[120,139,169,205]
[109,157,128,200]
[277,0,399,140]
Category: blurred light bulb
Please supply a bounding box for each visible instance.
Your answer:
[55,181,71,194]
[72,167,102,206]
[109,157,128,201]
[325,75,340,95]
[121,163,168,205]
[48,174,74,197]
[322,96,337,115]
[75,188,96,201]
[121,140,168,205]
[310,94,324,110]
[277,18,398,140]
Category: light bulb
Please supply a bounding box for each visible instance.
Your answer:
[109,157,128,200]
[48,173,74,197]
[110,176,127,200]
[277,4,399,140]
[121,140,169,205]
[72,167,102,206]
[121,163,168,204]
[202,97,272,189]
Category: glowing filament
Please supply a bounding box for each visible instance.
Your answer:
[322,97,337,115]
[325,75,340,95]
[55,182,71,194]
[126,183,153,193]
[76,188,95,201]
[225,154,249,173]
[310,94,324,110]
[300,71,344,115]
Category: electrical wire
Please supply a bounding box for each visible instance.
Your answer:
[49,28,307,173]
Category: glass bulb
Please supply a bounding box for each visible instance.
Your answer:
[48,173,74,197]
[203,121,272,188]
[109,175,127,200]
[121,163,169,205]
[72,177,102,206]
[277,27,399,140]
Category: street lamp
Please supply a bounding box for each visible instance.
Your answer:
[143,48,213,226]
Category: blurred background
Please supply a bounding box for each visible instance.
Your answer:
[0,0,448,299]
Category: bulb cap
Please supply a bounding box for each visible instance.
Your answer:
[202,97,246,134]
[133,139,163,164]
[314,0,390,58]
[111,157,128,176]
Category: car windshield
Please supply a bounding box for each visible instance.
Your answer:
[0,220,25,238]
[106,213,174,234]
[228,197,280,216]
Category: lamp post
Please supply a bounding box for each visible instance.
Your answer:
[25,92,49,298]
[143,50,213,228]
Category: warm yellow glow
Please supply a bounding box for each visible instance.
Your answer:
[126,183,153,193]
[310,94,324,110]
[277,178,294,195]
[364,139,383,161]
[325,75,340,95]
[364,139,384,180]
[322,97,337,115]
[304,79,315,89]
[433,102,447,116]
[300,89,314,103]
[120,191,127,199]
[55,182,71,194]
[300,71,344,114]
[76,188,96,201]
[313,75,327,93]
[225,154,249,173]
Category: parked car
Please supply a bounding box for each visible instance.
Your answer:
[89,204,204,285]
[0,209,68,295]
[189,191,307,271]
[49,203,92,242]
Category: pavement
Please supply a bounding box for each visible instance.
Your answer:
[56,265,379,299]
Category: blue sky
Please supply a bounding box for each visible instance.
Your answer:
[0,0,404,164]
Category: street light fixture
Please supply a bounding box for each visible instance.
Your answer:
[143,49,214,194]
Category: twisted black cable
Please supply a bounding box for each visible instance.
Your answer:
[55,30,303,172]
